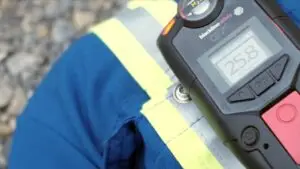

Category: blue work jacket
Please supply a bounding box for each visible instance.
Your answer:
[8,0,300,168]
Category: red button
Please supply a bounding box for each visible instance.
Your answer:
[262,91,300,164]
[277,104,297,123]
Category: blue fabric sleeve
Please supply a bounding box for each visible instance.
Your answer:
[8,1,300,169]
[8,34,149,169]
[278,0,300,25]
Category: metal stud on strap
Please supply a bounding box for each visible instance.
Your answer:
[173,84,191,104]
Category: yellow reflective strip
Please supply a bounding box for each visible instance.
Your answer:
[90,1,223,168]
[90,18,172,109]
[143,100,223,169]
[168,128,224,169]
[127,0,177,26]
[143,101,188,142]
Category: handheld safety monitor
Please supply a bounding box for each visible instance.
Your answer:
[158,0,300,168]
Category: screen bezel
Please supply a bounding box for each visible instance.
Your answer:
[198,17,282,93]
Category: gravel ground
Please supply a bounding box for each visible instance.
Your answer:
[0,0,126,168]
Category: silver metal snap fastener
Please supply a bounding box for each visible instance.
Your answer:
[173,84,191,104]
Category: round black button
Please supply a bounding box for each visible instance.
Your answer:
[178,0,224,28]
[242,127,259,146]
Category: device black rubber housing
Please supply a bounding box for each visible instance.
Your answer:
[157,16,196,91]
[158,0,300,169]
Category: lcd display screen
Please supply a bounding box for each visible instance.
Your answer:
[210,28,274,86]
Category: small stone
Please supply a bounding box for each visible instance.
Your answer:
[45,0,72,19]
[20,70,42,91]
[0,52,7,63]
[6,52,43,75]
[8,118,16,132]
[3,137,11,159]
[44,1,60,19]
[31,39,51,57]
[0,84,13,109]
[16,1,27,17]
[73,0,90,11]
[21,17,33,33]
[6,87,27,116]
[45,43,63,63]
[27,90,34,99]
[0,124,13,137]
[52,19,76,43]
[36,24,49,38]
[102,1,113,10]
[22,33,38,51]
[88,0,105,12]
[73,10,96,30]
[63,42,71,51]
[0,42,12,62]
[0,23,22,41]
[0,154,7,168]
[1,0,15,8]
[59,0,72,12]
[30,7,44,22]
[11,38,22,50]
[32,0,45,6]
[0,114,10,124]
[0,75,13,109]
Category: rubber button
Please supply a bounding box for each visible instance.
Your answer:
[249,72,275,96]
[277,104,297,123]
[269,55,289,81]
[262,91,300,164]
[228,86,255,103]
[242,127,259,146]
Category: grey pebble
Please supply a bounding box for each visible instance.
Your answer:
[6,52,44,75]
[32,40,50,58]
[36,23,49,38]
[32,0,46,6]
[10,38,22,50]
[74,0,92,11]
[0,26,22,42]
[22,33,38,51]
[0,124,13,137]
[0,76,13,109]
[52,19,76,43]
[0,154,6,169]
[29,7,44,22]
[21,70,42,91]
[60,0,73,12]
[73,10,96,30]
[45,0,72,19]
[0,114,10,124]
[6,87,27,117]
[44,1,61,19]
[0,42,12,62]
[16,1,28,17]
[8,118,16,133]
[3,137,11,160]
[0,143,7,168]
[21,15,34,33]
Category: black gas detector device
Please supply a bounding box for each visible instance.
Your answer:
[158,0,300,168]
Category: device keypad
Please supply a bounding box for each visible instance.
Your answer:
[228,55,289,103]
[228,86,255,103]
[269,55,289,80]
[249,72,275,96]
